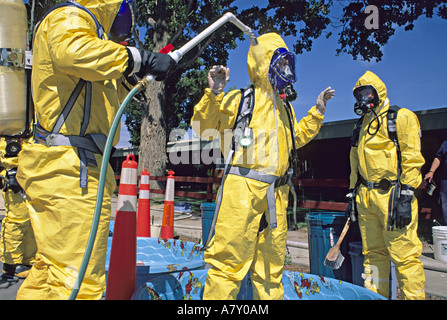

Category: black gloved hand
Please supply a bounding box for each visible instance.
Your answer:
[395,188,414,229]
[344,189,357,222]
[126,47,176,81]
[137,50,176,80]
[5,168,22,193]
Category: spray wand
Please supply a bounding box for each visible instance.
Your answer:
[68,12,257,300]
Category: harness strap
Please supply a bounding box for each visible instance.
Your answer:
[201,157,297,249]
[202,149,234,250]
[227,166,291,230]
[201,88,301,249]
[359,175,398,190]
[351,106,405,230]
[43,78,95,188]
[34,124,106,188]
[33,2,105,188]
[51,79,86,133]
[78,81,93,188]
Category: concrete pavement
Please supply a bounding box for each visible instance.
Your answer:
[0,194,446,299]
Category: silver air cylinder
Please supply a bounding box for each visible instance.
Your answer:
[0,0,28,136]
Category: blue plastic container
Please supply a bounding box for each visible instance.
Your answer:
[201,202,216,244]
[349,241,364,286]
[348,241,398,300]
[306,212,351,280]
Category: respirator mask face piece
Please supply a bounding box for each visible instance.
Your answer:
[110,0,135,44]
[353,85,379,116]
[5,138,21,157]
[268,48,297,101]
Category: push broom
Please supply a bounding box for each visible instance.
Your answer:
[323,217,351,269]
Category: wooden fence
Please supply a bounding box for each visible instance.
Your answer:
[115,174,433,217]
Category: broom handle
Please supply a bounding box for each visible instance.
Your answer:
[334,217,351,249]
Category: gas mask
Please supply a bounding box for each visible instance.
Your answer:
[4,139,21,157]
[353,85,379,116]
[268,48,297,101]
[110,0,135,45]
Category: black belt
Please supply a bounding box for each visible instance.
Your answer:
[359,175,398,191]
[274,174,291,188]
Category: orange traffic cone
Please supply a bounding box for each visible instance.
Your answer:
[160,171,175,239]
[137,168,151,237]
[106,154,138,300]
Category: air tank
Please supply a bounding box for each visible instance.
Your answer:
[0,0,28,136]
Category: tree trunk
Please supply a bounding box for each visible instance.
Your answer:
[138,0,169,192]
[138,80,168,191]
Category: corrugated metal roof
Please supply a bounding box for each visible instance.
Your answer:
[114,107,447,155]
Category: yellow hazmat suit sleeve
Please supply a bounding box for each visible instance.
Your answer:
[289,105,324,148]
[15,0,123,300]
[191,88,240,140]
[395,108,424,188]
[32,1,126,142]
[44,6,127,81]
[192,90,324,177]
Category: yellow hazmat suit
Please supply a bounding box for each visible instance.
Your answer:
[0,138,36,273]
[349,71,425,300]
[16,0,128,300]
[191,33,324,300]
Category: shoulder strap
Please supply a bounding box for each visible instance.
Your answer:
[284,100,301,177]
[234,85,255,130]
[34,2,103,135]
[230,85,255,151]
[351,106,401,148]
[351,116,365,147]
[387,105,402,178]
[386,105,400,146]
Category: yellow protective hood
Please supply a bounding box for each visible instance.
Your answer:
[247,33,289,91]
[76,0,123,34]
[353,71,387,107]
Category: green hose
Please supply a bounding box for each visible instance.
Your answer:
[67,12,257,300]
[68,82,145,300]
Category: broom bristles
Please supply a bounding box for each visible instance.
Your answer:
[324,252,345,269]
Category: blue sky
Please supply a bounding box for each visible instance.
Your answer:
[225,10,447,124]
[115,4,447,147]
[19,0,447,148]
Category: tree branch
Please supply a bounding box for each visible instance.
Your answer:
[169,0,197,45]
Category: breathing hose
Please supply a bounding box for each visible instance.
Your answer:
[68,12,257,300]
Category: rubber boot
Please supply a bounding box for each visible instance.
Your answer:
[0,264,19,289]
[15,264,32,279]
